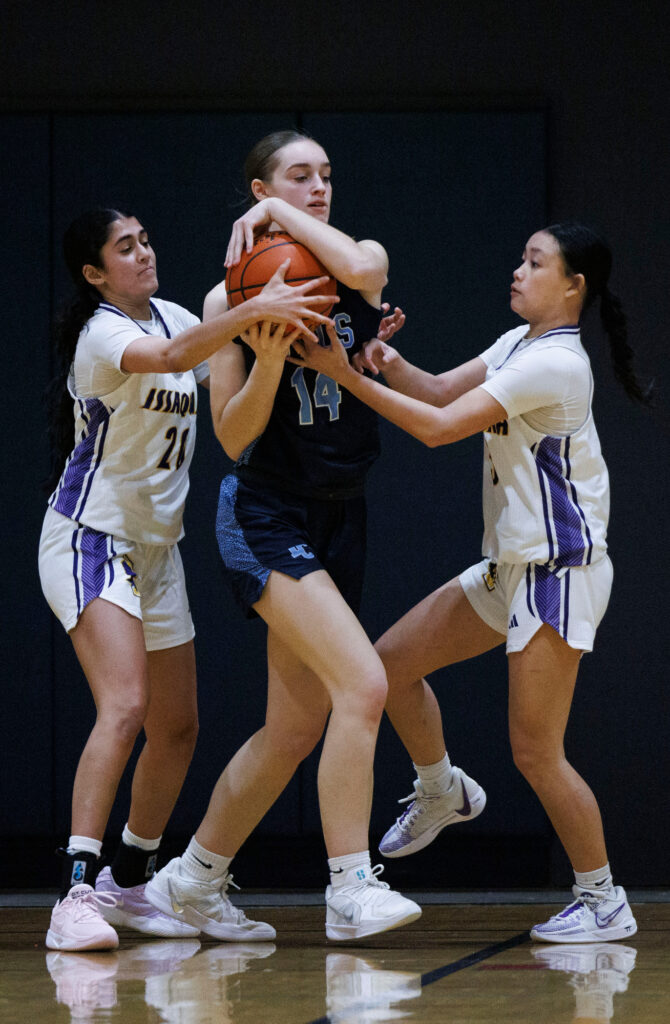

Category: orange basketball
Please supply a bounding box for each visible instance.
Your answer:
[226,231,337,328]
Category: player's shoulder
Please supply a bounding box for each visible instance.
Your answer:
[153,297,200,331]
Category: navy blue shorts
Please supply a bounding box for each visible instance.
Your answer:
[216,474,367,617]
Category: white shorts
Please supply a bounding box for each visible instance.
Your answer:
[459,555,613,654]
[38,506,195,652]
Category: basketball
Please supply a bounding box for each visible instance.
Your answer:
[226,231,338,328]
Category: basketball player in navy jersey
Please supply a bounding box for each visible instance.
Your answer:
[147,130,481,941]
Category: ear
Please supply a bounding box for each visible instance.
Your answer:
[567,272,586,299]
[82,263,105,287]
[250,178,270,202]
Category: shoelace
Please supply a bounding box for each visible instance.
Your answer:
[395,780,425,823]
[215,872,254,924]
[64,888,117,918]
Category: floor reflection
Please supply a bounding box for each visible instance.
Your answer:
[325,952,422,1023]
[531,943,637,1023]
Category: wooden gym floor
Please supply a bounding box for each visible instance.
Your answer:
[1,891,669,1023]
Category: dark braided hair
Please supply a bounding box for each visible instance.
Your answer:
[43,208,131,493]
[545,222,652,405]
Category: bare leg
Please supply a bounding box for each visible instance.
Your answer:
[69,599,150,838]
[508,624,608,871]
[127,640,199,839]
[197,629,330,855]
[376,577,504,763]
[199,569,387,859]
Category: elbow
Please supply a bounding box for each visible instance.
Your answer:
[345,257,388,293]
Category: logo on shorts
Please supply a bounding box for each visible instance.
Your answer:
[288,544,315,560]
[482,562,497,591]
[508,614,519,628]
[121,555,140,596]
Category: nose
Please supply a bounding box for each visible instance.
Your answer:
[311,176,327,194]
[513,264,523,280]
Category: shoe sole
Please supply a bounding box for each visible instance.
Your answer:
[45,927,119,951]
[530,917,638,943]
[99,904,200,938]
[380,787,487,858]
[145,881,276,942]
[326,906,422,941]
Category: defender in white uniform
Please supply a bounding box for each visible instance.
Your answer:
[294,221,651,944]
[39,207,332,953]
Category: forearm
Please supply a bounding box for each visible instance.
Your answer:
[266,199,387,292]
[381,355,449,407]
[214,357,284,460]
[166,296,275,371]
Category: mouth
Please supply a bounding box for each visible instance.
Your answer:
[308,201,328,212]
[510,285,520,296]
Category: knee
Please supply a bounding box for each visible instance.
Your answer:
[148,712,199,759]
[99,697,149,747]
[336,664,388,726]
[271,717,325,765]
[510,732,557,785]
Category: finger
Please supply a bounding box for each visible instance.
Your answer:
[269,259,291,282]
[380,302,390,315]
[289,319,319,344]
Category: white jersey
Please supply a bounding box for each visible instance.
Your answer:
[49,298,208,545]
[478,324,609,568]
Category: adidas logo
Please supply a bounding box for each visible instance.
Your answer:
[508,614,519,629]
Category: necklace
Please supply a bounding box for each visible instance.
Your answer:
[98,300,172,339]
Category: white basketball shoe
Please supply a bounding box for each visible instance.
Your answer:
[530,886,637,943]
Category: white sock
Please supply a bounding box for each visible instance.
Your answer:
[574,863,615,898]
[328,850,372,888]
[414,753,453,796]
[122,824,161,851]
[67,836,102,857]
[182,836,233,882]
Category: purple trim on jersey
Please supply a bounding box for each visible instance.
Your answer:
[564,437,593,565]
[562,568,571,640]
[491,325,579,371]
[535,436,588,568]
[98,301,172,338]
[52,399,111,521]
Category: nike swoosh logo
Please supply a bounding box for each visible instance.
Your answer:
[193,854,213,869]
[167,877,185,915]
[455,780,471,817]
[595,902,625,928]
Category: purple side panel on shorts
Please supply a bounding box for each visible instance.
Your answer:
[52,398,111,520]
[533,564,562,633]
[71,524,110,616]
[535,437,587,567]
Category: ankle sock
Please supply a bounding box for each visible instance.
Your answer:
[182,836,233,882]
[414,753,453,796]
[110,825,161,888]
[59,839,102,897]
[574,863,615,898]
[328,850,372,888]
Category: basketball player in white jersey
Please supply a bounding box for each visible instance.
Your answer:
[39,207,331,951]
[293,221,651,943]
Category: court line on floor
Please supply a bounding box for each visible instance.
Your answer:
[305,930,531,1024]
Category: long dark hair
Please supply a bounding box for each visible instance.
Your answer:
[43,208,130,494]
[243,129,314,206]
[546,221,652,405]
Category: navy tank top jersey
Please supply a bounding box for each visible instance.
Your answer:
[236,281,382,499]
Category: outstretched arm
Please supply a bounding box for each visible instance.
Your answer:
[353,338,488,407]
[291,329,504,447]
[121,261,334,375]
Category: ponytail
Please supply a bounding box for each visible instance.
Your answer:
[599,287,652,405]
[43,284,101,494]
[545,221,653,406]
[42,207,130,494]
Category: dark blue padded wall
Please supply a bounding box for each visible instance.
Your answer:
[0,116,54,838]
[17,109,649,888]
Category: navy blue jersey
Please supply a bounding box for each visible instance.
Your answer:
[236,282,382,499]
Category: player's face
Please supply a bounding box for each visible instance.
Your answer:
[510,231,579,324]
[260,139,332,222]
[86,217,158,306]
